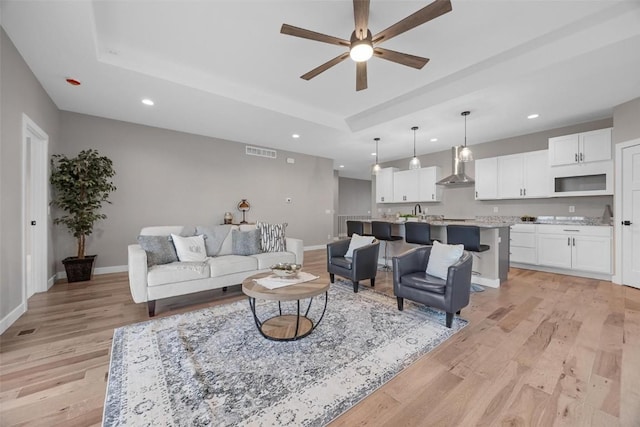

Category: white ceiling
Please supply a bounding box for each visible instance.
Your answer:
[2,0,640,179]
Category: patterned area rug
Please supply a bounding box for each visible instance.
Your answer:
[103,281,467,426]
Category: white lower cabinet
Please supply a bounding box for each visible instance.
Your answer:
[510,224,537,264]
[535,225,611,274]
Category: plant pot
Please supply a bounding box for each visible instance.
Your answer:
[62,255,97,283]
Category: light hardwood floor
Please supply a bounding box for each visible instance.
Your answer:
[1,249,639,426]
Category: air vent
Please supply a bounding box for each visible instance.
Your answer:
[246,146,277,159]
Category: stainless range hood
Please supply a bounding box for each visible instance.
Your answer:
[436,145,475,186]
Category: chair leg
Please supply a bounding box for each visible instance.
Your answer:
[370,277,375,287]
[222,286,228,292]
[446,312,453,328]
[397,297,404,311]
[352,280,359,293]
[329,273,335,283]
[456,310,461,315]
[147,300,156,317]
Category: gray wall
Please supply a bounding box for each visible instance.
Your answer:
[613,97,640,144]
[55,112,335,269]
[338,177,372,215]
[1,28,60,322]
[374,118,615,219]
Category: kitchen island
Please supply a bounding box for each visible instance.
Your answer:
[362,219,512,288]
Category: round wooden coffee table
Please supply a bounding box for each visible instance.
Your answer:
[242,272,329,341]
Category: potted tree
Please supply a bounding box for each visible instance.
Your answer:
[50,149,116,282]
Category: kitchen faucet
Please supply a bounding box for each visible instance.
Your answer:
[413,204,422,216]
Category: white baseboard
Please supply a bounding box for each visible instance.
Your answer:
[47,274,56,290]
[56,264,128,280]
[472,276,500,288]
[0,302,26,335]
[510,263,612,281]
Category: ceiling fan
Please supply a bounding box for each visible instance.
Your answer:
[280,0,452,91]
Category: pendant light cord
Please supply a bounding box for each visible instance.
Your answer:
[411,126,418,157]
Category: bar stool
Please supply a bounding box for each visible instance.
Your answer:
[446,225,489,292]
[346,220,365,237]
[404,222,433,245]
[371,221,402,271]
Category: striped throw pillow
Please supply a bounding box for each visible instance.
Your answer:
[256,222,287,252]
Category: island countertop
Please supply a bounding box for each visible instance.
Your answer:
[364,218,513,229]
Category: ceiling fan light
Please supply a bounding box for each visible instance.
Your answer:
[350,41,373,62]
[459,146,473,162]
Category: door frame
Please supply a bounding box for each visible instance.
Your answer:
[21,114,49,306]
[613,137,640,285]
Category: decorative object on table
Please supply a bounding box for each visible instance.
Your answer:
[409,126,421,170]
[270,262,302,277]
[223,211,233,224]
[237,199,251,224]
[103,283,466,426]
[458,111,473,162]
[50,149,116,282]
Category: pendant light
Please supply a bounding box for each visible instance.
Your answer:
[371,137,381,176]
[459,111,473,162]
[409,126,421,170]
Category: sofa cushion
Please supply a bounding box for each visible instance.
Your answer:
[232,229,262,256]
[137,235,178,266]
[400,272,446,294]
[330,257,352,270]
[251,251,296,270]
[218,226,239,256]
[257,222,287,252]
[208,255,258,277]
[345,233,375,258]
[426,240,464,280]
[171,234,207,262]
[147,261,210,287]
[197,225,233,256]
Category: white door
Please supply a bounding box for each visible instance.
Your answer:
[523,150,550,198]
[498,154,524,199]
[537,234,572,269]
[22,115,49,300]
[622,143,640,288]
[475,157,498,200]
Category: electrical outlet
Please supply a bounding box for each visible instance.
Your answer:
[569,205,575,213]
[493,206,499,213]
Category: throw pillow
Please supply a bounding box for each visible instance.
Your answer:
[232,229,261,256]
[137,235,178,267]
[426,240,464,280]
[196,225,233,256]
[171,234,207,262]
[256,222,287,252]
[345,233,375,258]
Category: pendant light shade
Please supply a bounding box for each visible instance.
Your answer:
[372,137,381,176]
[459,111,473,162]
[409,126,421,170]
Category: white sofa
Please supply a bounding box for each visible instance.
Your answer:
[128,225,304,316]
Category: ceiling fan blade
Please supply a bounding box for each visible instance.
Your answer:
[356,61,367,91]
[374,47,430,69]
[281,24,349,47]
[301,52,350,80]
[353,0,370,38]
[372,0,452,44]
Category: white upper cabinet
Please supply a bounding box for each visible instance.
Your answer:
[393,169,420,203]
[497,150,549,199]
[418,166,442,202]
[549,128,612,166]
[375,167,397,203]
[475,157,498,200]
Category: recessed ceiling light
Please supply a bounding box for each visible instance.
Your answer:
[339,165,345,168]
[430,138,438,142]
[142,99,154,106]
[527,113,539,119]
[292,134,300,139]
